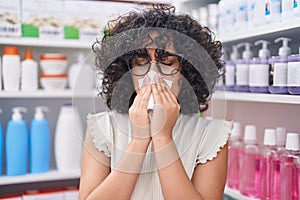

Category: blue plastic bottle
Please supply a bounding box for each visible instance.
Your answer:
[6,107,28,176]
[0,108,3,176]
[30,106,50,173]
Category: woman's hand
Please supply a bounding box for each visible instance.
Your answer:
[150,73,180,140]
[129,75,152,143]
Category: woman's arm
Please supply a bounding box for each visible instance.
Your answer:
[79,128,150,200]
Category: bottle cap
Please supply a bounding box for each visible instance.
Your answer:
[12,107,27,121]
[254,40,270,59]
[286,133,300,151]
[24,49,33,60]
[237,42,253,60]
[3,46,19,55]
[230,122,241,139]
[34,106,49,120]
[244,125,256,142]
[274,37,291,58]
[263,129,276,145]
[276,127,286,146]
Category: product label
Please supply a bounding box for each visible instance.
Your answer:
[249,64,269,86]
[0,0,21,37]
[225,64,235,86]
[287,62,300,86]
[236,64,249,86]
[273,62,287,86]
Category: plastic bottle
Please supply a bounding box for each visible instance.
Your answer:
[0,108,2,176]
[21,49,38,91]
[273,127,286,199]
[235,42,253,92]
[281,0,294,21]
[267,0,282,23]
[249,40,270,93]
[55,104,83,171]
[280,133,300,200]
[247,0,255,29]
[260,129,278,200]
[253,0,266,26]
[5,107,28,176]
[68,53,94,91]
[2,46,21,91]
[225,45,239,91]
[239,125,260,198]
[235,0,248,29]
[287,54,300,94]
[269,37,291,94]
[227,122,242,189]
[29,106,50,174]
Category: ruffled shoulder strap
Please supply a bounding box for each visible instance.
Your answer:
[86,111,112,157]
[195,119,233,164]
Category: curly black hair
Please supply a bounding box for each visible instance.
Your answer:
[93,4,225,114]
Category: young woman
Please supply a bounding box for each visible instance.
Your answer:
[79,5,233,200]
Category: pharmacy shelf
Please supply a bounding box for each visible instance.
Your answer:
[0,37,92,49]
[0,170,80,186]
[0,89,97,98]
[224,186,259,200]
[219,18,300,43]
[212,91,300,105]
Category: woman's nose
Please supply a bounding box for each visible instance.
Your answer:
[149,61,159,73]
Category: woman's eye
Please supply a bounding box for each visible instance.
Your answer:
[134,57,149,65]
[159,56,177,65]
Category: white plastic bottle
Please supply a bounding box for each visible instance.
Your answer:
[55,104,83,171]
[281,0,294,21]
[269,37,291,94]
[267,0,282,23]
[249,40,270,93]
[68,53,94,91]
[253,0,266,26]
[235,42,253,92]
[235,0,248,29]
[21,49,38,91]
[2,46,20,91]
[225,45,239,91]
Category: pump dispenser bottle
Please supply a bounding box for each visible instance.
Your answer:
[235,42,253,92]
[280,133,300,200]
[6,107,28,176]
[249,40,270,93]
[239,125,260,198]
[225,45,239,91]
[227,122,242,189]
[260,129,278,200]
[21,49,38,91]
[30,106,50,174]
[269,37,291,94]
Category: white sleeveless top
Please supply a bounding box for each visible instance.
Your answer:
[87,111,233,200]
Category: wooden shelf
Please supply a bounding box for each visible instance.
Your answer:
[212,91,300,105]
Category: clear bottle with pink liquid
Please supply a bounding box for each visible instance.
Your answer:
[273,127,286,199]
[239,125,261,198]
[260,129,278,200]
[227,122,242,189]
[280,133,300,200]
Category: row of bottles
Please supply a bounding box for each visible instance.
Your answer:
[217,0,300,37]
[227,123,300,199]
[0,104,83,176]
[218,37,300,95]
[0,46,94,92]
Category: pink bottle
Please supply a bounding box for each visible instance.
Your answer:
[227,122,242,189]
[260,129,278,200]
[280,133,300,200]
[239,125,260,198]
[273,127,286,199]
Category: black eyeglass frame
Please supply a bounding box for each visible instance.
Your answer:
[127,53,184,76]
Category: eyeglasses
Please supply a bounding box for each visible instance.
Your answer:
[128,53,183,76]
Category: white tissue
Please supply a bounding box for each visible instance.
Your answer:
[138,71,172,110]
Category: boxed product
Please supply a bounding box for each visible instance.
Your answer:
[21,0,64,39]
[0,0,21,37]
